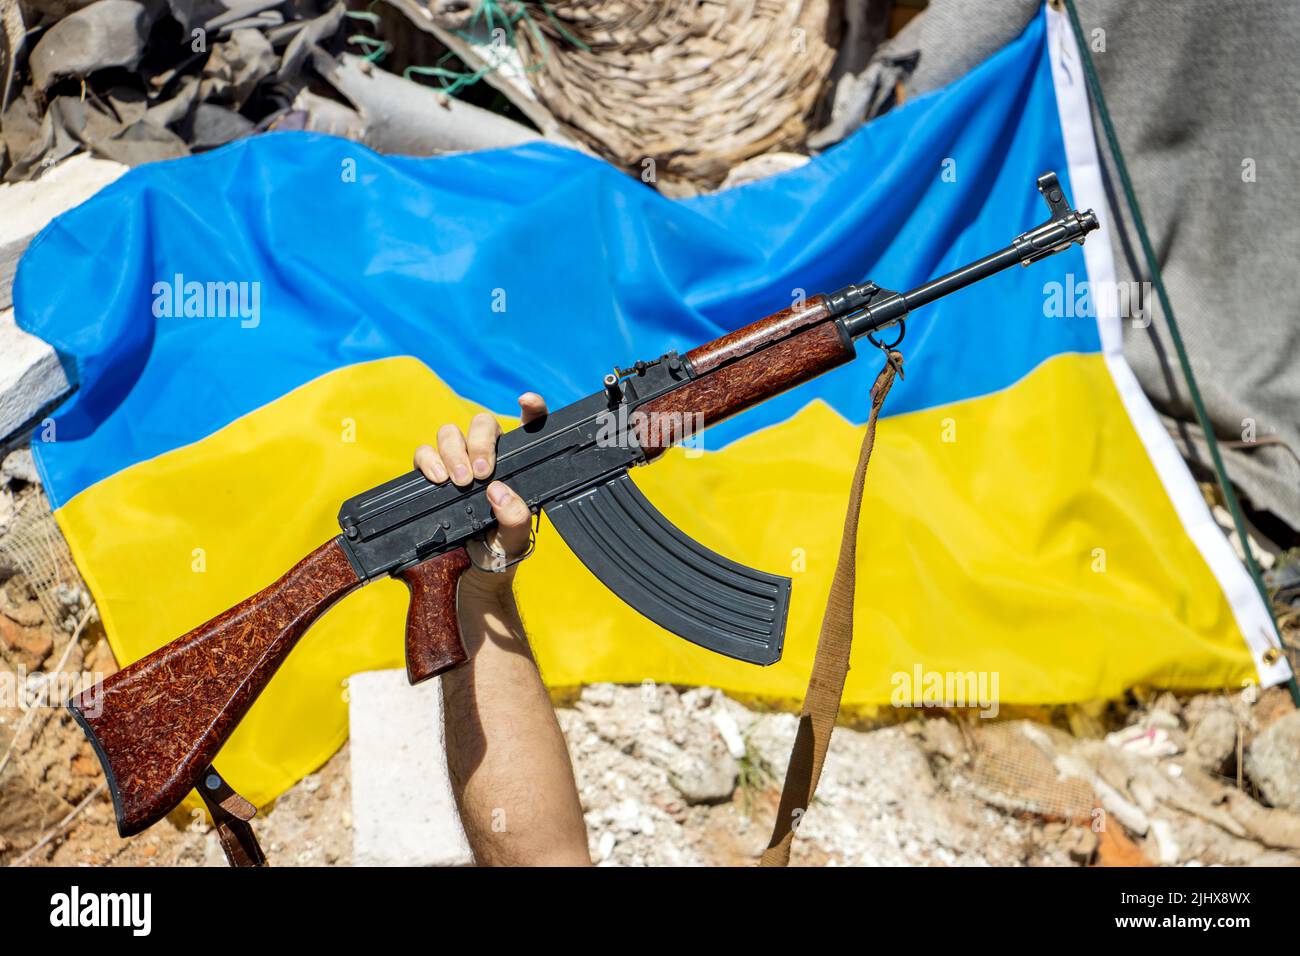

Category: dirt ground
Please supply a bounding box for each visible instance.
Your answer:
[5,669,1298,867]
[3,472,1300,868]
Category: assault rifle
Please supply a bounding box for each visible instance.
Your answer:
[69,172,1098,848]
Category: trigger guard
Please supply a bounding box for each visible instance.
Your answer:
[465,514,538,573]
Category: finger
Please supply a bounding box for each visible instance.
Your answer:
[486,481,532,558]
[466,412,503,480]
[518,392,548,426]
[413,444,448,483]
[436,423,473,486]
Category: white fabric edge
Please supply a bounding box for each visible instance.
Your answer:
[1045,4,1290,688]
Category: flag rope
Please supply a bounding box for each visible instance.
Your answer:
[1060,0,1298,705]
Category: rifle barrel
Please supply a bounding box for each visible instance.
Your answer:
[841,244,1025,338]
[837,184,1100,339]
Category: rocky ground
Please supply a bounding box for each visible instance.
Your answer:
[562,683,1074,866]
[3,448,1300,867]
[6,669,1299,867]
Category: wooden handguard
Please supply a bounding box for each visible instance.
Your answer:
[67,538,362,836]
[685,295,832,374]
[398,546,471,684]
[636,295,853,457]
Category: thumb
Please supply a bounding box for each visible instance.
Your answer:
[485,480,532,559]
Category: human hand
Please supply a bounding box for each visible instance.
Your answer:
[413,392,548,592]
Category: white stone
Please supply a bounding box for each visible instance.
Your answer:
[2,448,38,484]
[0,153,128,310]
[0,308,71,443]
[1150,818,1180,865]
[0,154,128,443]
[348,668,472,866]
[711,708,746,760]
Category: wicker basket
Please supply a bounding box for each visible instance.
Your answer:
[481,0,841,194]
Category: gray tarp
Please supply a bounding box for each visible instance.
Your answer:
[890,0,1300,533]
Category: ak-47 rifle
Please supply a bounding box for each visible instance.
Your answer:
[68,172,1098,849]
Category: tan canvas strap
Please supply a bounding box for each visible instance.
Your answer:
[760,350,903,867]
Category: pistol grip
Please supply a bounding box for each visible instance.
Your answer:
[398,547,472,684]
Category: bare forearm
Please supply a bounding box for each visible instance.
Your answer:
[441,577,590,866]
[416,393,588,865]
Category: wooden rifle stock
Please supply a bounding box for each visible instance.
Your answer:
[68,539,364,835]
[67,540,474,836]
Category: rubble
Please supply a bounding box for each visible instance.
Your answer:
[0,0,887,195]
[567,684,1073,867]
[1245,709,1300,812]
[1266,559,1300,609]
[0,461,1295,868]
[5,623,1300,867]
[27,0,151,91]
[1,447,36,484]
[2,0,551,182]
[300,50,539,154]
[1183,696,1239,775]
[0,612,52,670]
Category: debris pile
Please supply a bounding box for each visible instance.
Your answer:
[3,0,326,177]
[3,0,904,188]
[0,0,546,180]
[0,452,106,863]
[926,690,1300,866]
[563,683,1074,866]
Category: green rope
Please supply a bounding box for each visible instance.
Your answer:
[539,2,591,53]
[469,0,521,47]
[402,1,584,96]
[346,34,391,63]
[1061,0,1299,705]
[403,60,494,96]
[344,9,389,63]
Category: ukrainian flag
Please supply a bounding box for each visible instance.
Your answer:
[16,5,1288,809]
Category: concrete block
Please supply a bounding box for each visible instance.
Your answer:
[0,152,128,309]
[348,668,473,866]
[0,308,71,444]
[0,153,126,443]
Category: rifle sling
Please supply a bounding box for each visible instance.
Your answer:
[197,764,267,868]
[760,349,903,867]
